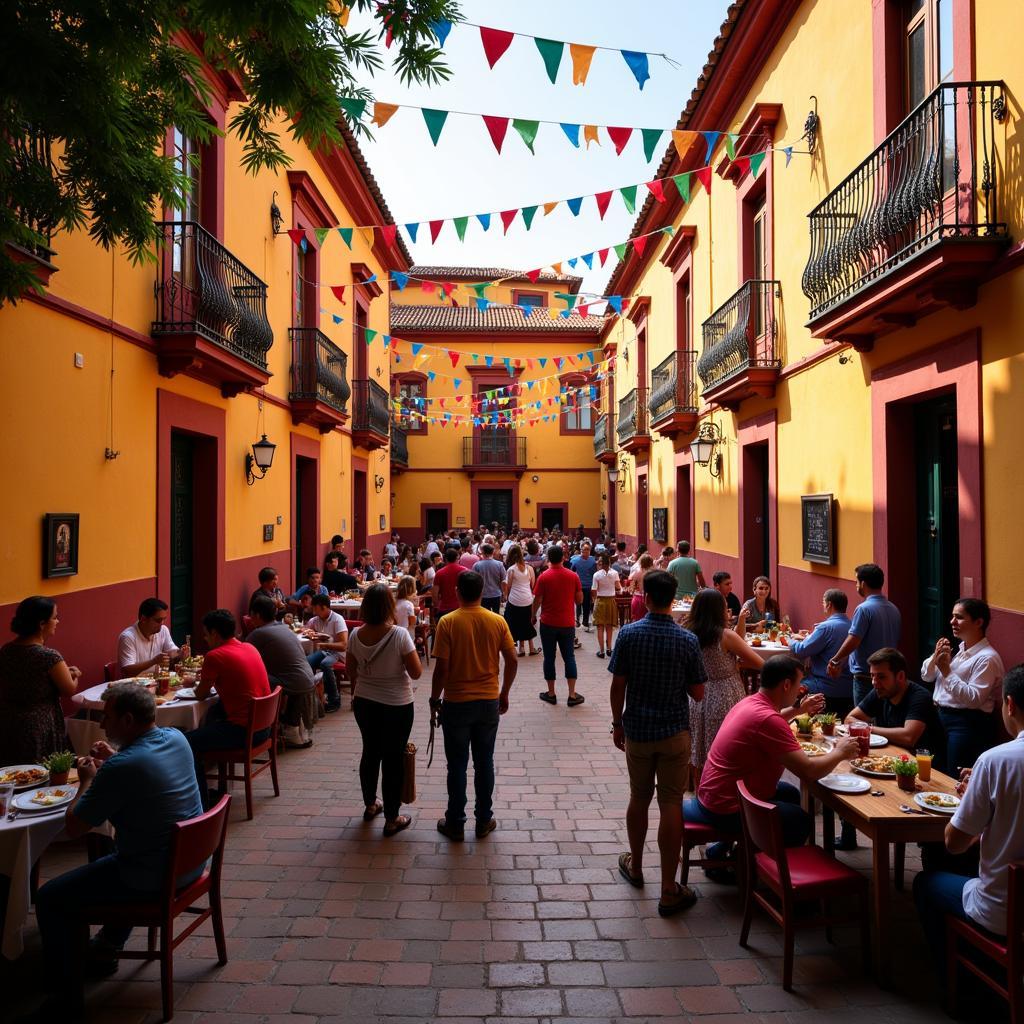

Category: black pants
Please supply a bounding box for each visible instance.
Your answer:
[482,596,501,614]
[579,589,593,627]
[352,697,414,820]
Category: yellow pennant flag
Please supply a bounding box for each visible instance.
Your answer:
[569,44,596,85]
[372,102,399,128]
[672,129,697,160]
[583,124,600,149]
[551,262,562,274]
[547,308,560,321]
[360,226,375,249]
[543,201,558,216]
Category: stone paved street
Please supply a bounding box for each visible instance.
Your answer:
[8,627,961,1022]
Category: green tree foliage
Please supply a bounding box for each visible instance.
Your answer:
[0,0,459,304]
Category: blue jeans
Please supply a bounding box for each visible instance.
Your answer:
[482,596,501,614]
[540,623,577,682]
[938,706,994,773]
[912,870,972,968]
[684,781,810,858]
[307,650,341,703]
[440,699,500,827]
[184,701,270,807]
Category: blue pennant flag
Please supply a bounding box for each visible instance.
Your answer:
[620,50,650,90]
[567,196,583,217]
[586,351,595,364]
[701,130,721,164]
[485,355,493,367]
[411,343,423,355]
[363,272,377,285]
[405,223,419,243]
[503,357,512,373]
[607,295,623,314]
[475,298,490,311]
[581,252,594,270]
[382,335,390,346]
[568,257,578,269]
[332,314,344,325]
[392,271,409,291]
[427,371,437,382]
[783,146,793,166]
[429,19,452,46]
[538,358,547,368]
[453,378,462,389]
[518,304,533,318]
[560,123,581,147]
[476,213,491,231]
[527,380,534,390]
[560,310,571,319]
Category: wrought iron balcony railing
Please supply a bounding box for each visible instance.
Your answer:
[9,126,56,262]
[616,387,649,446]
[351,379,391,438]
[153,220,273,369]
[698,280,781,392]
[802,80,1007,320]
[391,425,409,466]
[463,435,527,469]
[593,412,614,460]
[288,328,350,414]
[648,350,698,422]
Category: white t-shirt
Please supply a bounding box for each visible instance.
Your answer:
[117,623,179,676]
[394,598,416,638]
[952,733,1024,934]
[500,539,514,557]
[592,569,620,597]
[422,566,435,587]
[424,541,440,558]
[348,625,416,706]
[505,564,535,607]
[312,610,348,640]
[384,543,398,559]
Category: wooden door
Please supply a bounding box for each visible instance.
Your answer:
[169,433,194,646]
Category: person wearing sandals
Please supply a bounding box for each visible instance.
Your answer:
[502,544,539,657]
[347,584,422,837]
[608,570,707,916]
[591,553,622,658]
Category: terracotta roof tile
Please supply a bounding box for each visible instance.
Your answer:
[389,304,606,334]
[409,266,583,290]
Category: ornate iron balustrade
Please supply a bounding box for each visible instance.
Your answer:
[802,81,1007,320]
[593,412,613,459]
[698,280,781,392]
[153,220,273,369]
[463,435,527,469]
[391,425,409,466]
[288,328,350,413]
[616,387,649,446]
[9,126,56,261]
[648,350,698,422]
[351,379,391,437]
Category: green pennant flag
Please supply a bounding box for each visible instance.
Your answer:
[725,132,738,159]
[422,108,449,146]
[339,98,366,122]
[613,242,627,261]
[512,118,540,154]
[619,185,638,214]
[521,205,538,230]
[748,150,767,178]
[364,329,377,346]
[672,173,691,203]
[534,37,564,83]
[313,227,330,248]
[470,282,490,298]
[663,225,675,236]
[641,128,664,163]
[337,227,353,249]
[453,216,469,241]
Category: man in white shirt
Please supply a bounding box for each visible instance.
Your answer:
[424,537,441,559]
[913,664,1024,966]
[921,597,1004,770]
[305,594,349,713]
[117,598,188,677]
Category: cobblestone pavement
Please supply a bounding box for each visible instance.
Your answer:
[7,625,963,1022]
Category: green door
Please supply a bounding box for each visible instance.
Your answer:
[170,433,194,646]
[914,396,959,662]
[478,489,513,532]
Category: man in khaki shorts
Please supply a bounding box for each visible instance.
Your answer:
[609,570,707,916]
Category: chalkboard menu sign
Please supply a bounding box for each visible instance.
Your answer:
[801,494,835,565]
[652,507,668,544]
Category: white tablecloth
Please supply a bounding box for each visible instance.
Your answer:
[330,600,363,617]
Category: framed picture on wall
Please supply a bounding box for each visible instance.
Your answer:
[379,514,387,531]
[43,513,79,578]
[652,507,668,544]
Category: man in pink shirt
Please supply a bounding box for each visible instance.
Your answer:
[532,546,583,706]
[686,655,858,870]
[457,540,479,570]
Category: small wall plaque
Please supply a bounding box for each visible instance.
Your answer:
[263,524,274,543]
[703,520,711,542]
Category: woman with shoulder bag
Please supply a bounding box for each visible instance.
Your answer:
[348,584,422,836]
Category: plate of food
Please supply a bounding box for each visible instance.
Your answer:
[0,765,49,790]
[850,755,897,778]
[800,740,831,757]
[12,786,76,812]
[914,791,961,815]
[818,773,872,794]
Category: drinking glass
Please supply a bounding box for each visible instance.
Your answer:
[849,721,871,757]
[0,783,14,818]
[916,749,933,783]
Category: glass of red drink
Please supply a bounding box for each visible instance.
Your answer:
[849,721,871,757]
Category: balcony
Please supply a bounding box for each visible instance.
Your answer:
[351,378,390,450]
[391,425,409,472]
[648,350,699,438]
[616,387,650,454]
[593,412,616,464]
[288,328,350,433]
[6,127,58,286]
[802,81,1008,349]
[152,221,273,396]
[463,435,527,474]
[698,280,781,409]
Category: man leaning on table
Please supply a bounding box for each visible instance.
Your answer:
[117,597,190,677]
[788,588,854,717]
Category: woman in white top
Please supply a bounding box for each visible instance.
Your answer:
[394,575,418,637]
[591,553,622,658]
[501,544,538,657]
[348,584,422,837]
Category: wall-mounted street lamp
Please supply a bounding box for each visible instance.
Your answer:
[245,434,277,485]
[606,454,629,492]
[374,473,385,493]
[689,421,723,478]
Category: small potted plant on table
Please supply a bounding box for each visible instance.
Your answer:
[815,712,838,737]
[43,750,76,786]
[892,755,919,792]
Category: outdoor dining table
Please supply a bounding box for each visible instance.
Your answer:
[800,741,958,984]
[330,598,364,617]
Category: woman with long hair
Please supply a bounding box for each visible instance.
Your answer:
[347,584,422,837]
[738,575,782,633]
[502,544,538,657]
[629,554,655,621]
[685,589,763,785]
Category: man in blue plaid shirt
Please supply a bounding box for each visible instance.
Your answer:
[609,569,706,916]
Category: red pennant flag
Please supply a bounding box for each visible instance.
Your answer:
[381,224,398,247]
[448,349,460,368]
[694,165,713,193]
[578,305,589,317]
[420,280,434,294]
[482,115,510,153]
[526,268,542,283]
[732,155,751,177]
[598,247,609,266]
[595,191,613,219]
[439,397,447,409]
[439,281,456,298]
[632,236,648,257]
[287,228,308,247]
[330,285,346,304]
[429,219,444,242]
[647,179,667,203]
[500,209,518,234]
[389,336,398,349]
[554,357,564,369]
[479,26,514,68]
[607,126,633,156]
[527,358,534,369]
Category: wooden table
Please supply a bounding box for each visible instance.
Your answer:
[801,744,958,984]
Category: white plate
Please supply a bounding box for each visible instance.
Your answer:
[869,733,889,748]
[819,773,872,794]
[171,687,215,701]
[0,765,50,790]
[12,785,76,812]
[914,791,960,815]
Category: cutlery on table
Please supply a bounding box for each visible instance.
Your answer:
[899,804,926,815]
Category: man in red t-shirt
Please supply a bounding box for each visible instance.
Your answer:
[532,545,584,706]
[431,546,467,619]
[185,608,271,804]
[686,655,858,868]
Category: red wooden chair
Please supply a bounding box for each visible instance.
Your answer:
[947,860,1024,1022]
[103,661,121,682]
[736,781,870,991]
[681,819,743,885]
[240,614,255,637]
[199,687,283,820]
[78,794,232,1022]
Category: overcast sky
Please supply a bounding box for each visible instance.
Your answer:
[347,0,732,296]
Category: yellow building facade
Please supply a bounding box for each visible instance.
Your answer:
[0,41,405,679]
[602,0,1024,667]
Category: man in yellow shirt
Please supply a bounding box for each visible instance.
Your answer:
[431,570,518,840]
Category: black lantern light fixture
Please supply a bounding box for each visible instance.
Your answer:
[606,454,629,491]
[374,473,385,493]
[270,191,283,235]
[245,434,277,485]
[689,421,723,478]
